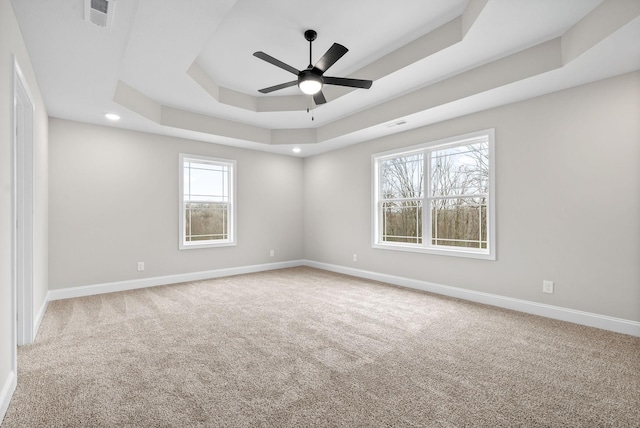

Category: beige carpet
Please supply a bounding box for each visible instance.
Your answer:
[3,267,639,427]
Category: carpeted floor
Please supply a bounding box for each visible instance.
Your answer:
[2,267,639,427]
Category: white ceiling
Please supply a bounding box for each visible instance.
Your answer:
[10,0,640,157]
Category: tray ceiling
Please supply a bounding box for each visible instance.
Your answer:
[10,0,640,156]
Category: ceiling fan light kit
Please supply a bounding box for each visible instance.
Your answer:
[298,70,323,95]
[253,29,373,105]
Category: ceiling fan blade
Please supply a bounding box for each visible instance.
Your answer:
[258,80,298,94]
[324,76,372,89]
[313,43,348,74]
[253,51,300,75]
[313,91,327,105]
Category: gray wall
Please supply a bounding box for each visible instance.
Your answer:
[304,72,640,322]
[0,0,48,407]
[45,73,640,324]
[48,119,304,289]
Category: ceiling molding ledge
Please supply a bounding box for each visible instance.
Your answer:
[112,0,636,150]
[356,15,464,83]
[561,0,640,64]
[161,106,271,144]
[271,129,317,146]
[112,1,492,143]
[184,0,488,114]
[112,36,586,147]
[462,0,490,37]
[113,81,162,124]
[187,62,258,112]
[318,0,640,144]
[318,38,563,142]
[114,80,318,146]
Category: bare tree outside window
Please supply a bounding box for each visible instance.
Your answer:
[376,136,491,254]
[380,154,423,243]
[430,142,489,249]
[185,202,228,242]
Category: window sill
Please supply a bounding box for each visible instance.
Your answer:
[372,242,495,260]
[180,241,236,250]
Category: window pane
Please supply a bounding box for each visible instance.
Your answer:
[184,162,228,202]
[431,197,487,248]
[185,202,228,241]
[430,142,488,197]
[381,154,423,200]
[382,200,422,243]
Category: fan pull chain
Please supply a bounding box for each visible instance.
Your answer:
[307,99,314,121]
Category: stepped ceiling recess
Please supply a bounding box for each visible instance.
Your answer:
[11,0,640,156]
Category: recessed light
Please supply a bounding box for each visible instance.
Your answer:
[105,113,120,121]
[292,147,301,153]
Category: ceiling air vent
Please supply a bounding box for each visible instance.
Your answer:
[85,0,115,28]
[385,120,407,128]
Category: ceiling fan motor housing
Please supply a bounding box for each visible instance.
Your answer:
[304,29,317,42]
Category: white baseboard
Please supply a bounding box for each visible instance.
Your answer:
[33,297,48,340]
[0,370,16,424]
[304,260,640,337]
[43,259,639,337]
[47,260,305,301]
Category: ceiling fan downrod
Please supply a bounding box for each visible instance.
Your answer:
[304,29,317,67]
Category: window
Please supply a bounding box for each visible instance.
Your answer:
[373,129,495,260]
[179,154,236,249]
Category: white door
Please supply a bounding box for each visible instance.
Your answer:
[13,59,35,349]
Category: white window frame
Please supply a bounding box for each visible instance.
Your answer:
[372,129,495,260]
[179,153,236,250]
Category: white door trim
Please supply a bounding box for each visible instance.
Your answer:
[13,56,36,354]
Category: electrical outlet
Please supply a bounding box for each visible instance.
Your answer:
[137,262,144,271]
[353,254,358,262]
[269,249,275,257]
[543,280,554,294]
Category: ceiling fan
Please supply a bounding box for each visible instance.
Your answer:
[253,29,373,105]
